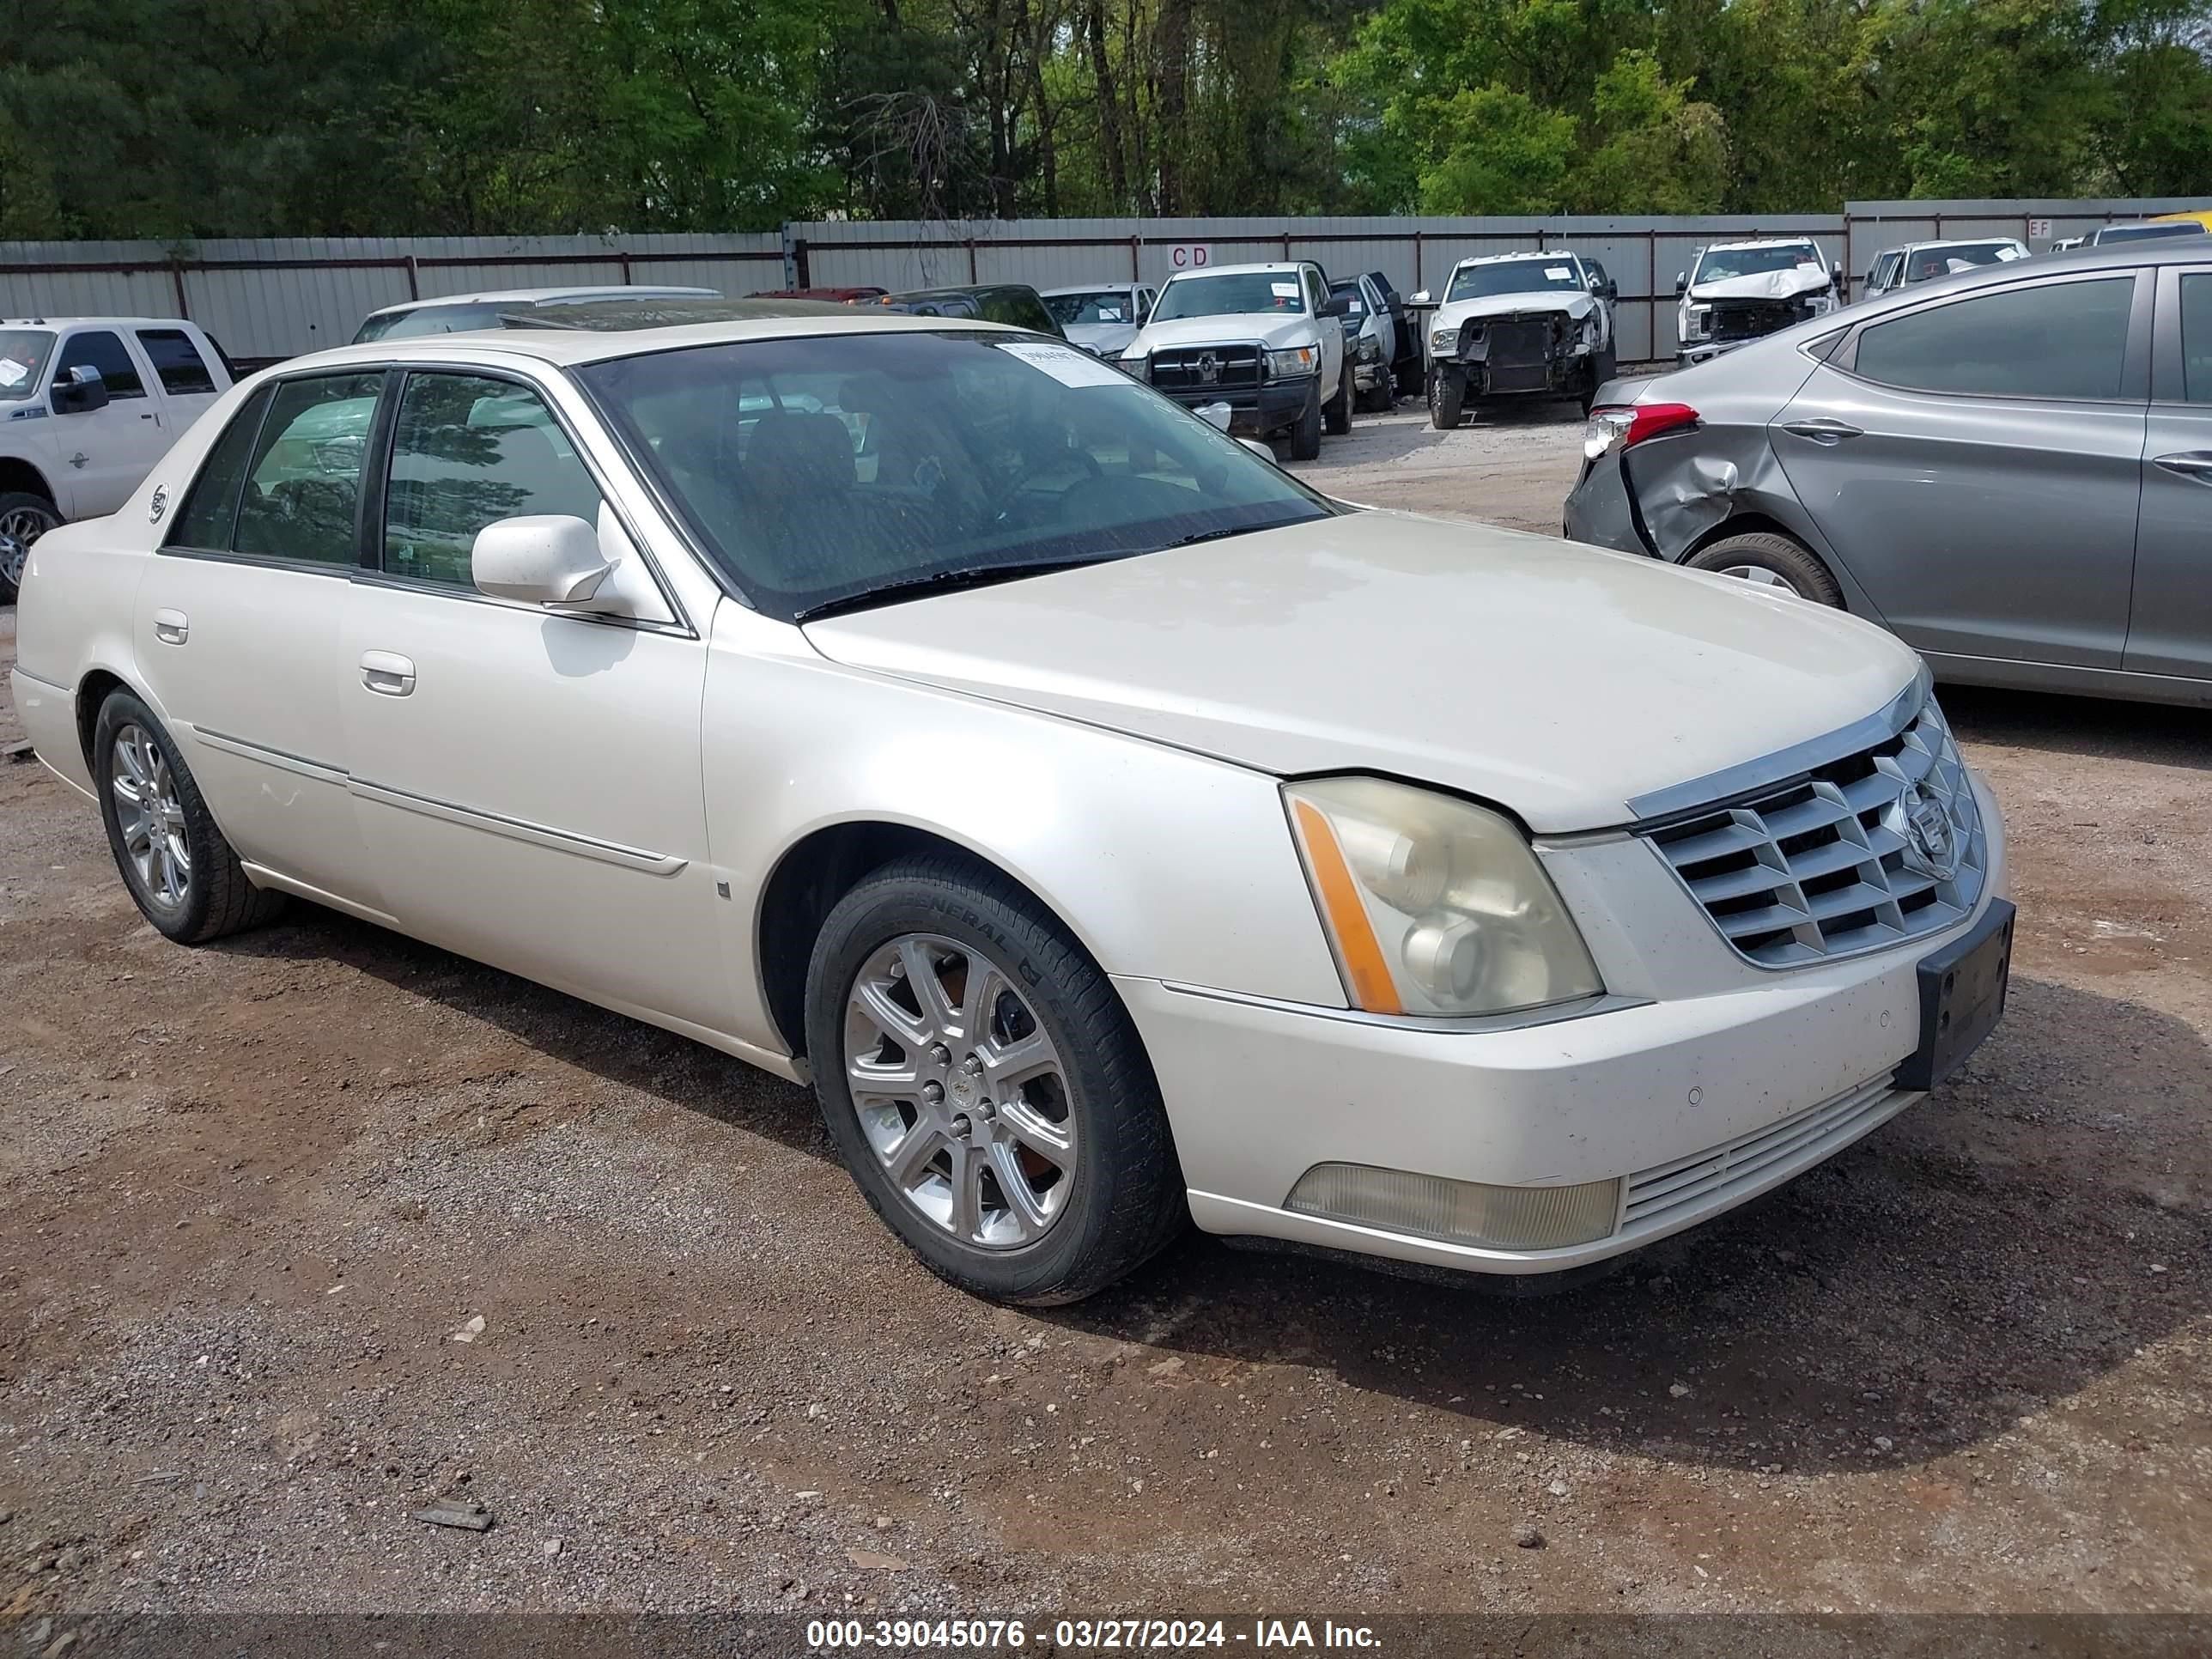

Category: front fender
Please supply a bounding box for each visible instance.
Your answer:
[702,608,1348,1058]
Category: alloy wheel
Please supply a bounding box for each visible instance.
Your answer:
[0,501,58,587]
[111,723,192,908]
[842,933,1077,1249]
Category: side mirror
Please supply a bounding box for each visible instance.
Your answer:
[51,365,110,416]
[1317,292,1352,318]
[472,514,617,609]
[1831,261,1844,284]
[1194,401,1234,433]
[1410,290,1430,305]
[1238,437,1276,464]
[1674,273,1688,295]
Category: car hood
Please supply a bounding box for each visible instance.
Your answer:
[1129,313,1317,354]
[799,512,1923,833]
[1688,264,1833,304]
[1433,289,1594,331]
[1064,320,1139,354]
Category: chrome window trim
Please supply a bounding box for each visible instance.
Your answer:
[1626,668,1926,827]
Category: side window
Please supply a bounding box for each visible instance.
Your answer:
[53,331,144,399]
[232,374,384,564]
[1852,277,2136,401]
[166,386,274,551]
[2181,272,2212,404]
[136,329,217,396]
[383,373,602,589]
[1304,268,1327,311]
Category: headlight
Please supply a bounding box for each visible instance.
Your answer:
[1285,777,1601,1018]
[1357,335,1383,363]
[1123,352,1149,380]
[1429,325,1457,351]
[1683,304,1711,339]
[1263,344,1318,379]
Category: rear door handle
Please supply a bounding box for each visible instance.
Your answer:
[1780,418,1864,444]
[2154,452,2212,483]
[152,608,188,645]
[360,650,416,696]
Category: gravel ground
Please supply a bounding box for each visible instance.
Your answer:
[3,409,2210,1626]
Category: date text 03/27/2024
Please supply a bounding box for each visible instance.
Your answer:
[805,1618,1382,1651]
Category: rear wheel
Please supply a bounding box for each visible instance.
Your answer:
[1290,384,1323,460]
[1324,365,1353,435]
[93,690,287,944]
[0,490,61,603]
[1682,530,1844,606]
[1359,374,1394,414]
[1428,366,1467,430]
[805,855,1186,1305]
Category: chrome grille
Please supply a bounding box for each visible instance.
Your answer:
[1644,693,1985,968]
[1622,1077,1907,1232]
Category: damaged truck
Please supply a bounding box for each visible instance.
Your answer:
[1674,239,1844,368]
[1414,252,1618,428]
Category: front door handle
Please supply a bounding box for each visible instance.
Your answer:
[2154,452,2212,483]
[152,608,188,645]
[360,650,416,696]
[1780,418,1864,444]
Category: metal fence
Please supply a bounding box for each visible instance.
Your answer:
[3,198,2200,368]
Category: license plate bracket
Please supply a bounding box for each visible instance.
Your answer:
[1894,898,2014,1091]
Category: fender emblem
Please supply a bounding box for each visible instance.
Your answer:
[149,484,169,524]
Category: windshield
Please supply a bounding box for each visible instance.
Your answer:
[1906,242,2025,282]
[1695,245,1824,283]
[0,329,56,402]
[1046,290,1139,327]
[1151,273,1307,322]
[577,330,1332,621]
[2097,222,2207,244]
[1443,262,1583,302]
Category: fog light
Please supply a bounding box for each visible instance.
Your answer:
[1285,1164,1620,1251]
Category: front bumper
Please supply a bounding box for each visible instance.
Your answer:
[1158,378,1315,434]
[1120,773,2008,1278]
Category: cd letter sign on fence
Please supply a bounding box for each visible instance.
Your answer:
[1169,245,1212,270]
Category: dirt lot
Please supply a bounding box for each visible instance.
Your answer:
[3,406,2210,1627]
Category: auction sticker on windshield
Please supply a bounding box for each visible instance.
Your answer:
[1271,283,1300,299]
[0,360,27,389]
[1545,267,1571,280]
[993,340,1128,389]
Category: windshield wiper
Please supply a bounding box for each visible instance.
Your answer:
[795,556,1110,622]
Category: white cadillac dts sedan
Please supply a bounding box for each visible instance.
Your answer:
[9,313,2012,1304]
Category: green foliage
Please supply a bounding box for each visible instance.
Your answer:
[0,0,2206,235]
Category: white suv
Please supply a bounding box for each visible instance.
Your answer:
[1120,262,1352,459]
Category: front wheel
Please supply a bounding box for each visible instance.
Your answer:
[94,690,287,943]
[805,854,1186,1305]
[1429,366,1467,429]
[1290,384,1323,460]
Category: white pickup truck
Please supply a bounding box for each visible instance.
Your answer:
[0,317,234,599]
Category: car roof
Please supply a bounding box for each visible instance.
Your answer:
[1040,283,1140,295]
[361,286,717,321]
[1452,251,1576,267]
[1,316,196,329]
[247,311,1020,374]
[1700,237,1821,254]
[499,297,860,331]
[1161,262,1308,280]
[1885,237,2027,255]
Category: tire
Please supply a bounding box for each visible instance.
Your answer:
[805,854,1186,1305]
[93,690,287,945]
[1578,348,1617,418]
[1681,530,1845,607]
[1428,366,1466,430]
[1290,384,1323,460]
[1359,376,1393,415]
[1324,365,1353,435]
[0,489,61,604]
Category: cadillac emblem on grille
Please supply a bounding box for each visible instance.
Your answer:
[1196,352,1221,385]
[1892,783,1960,880]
